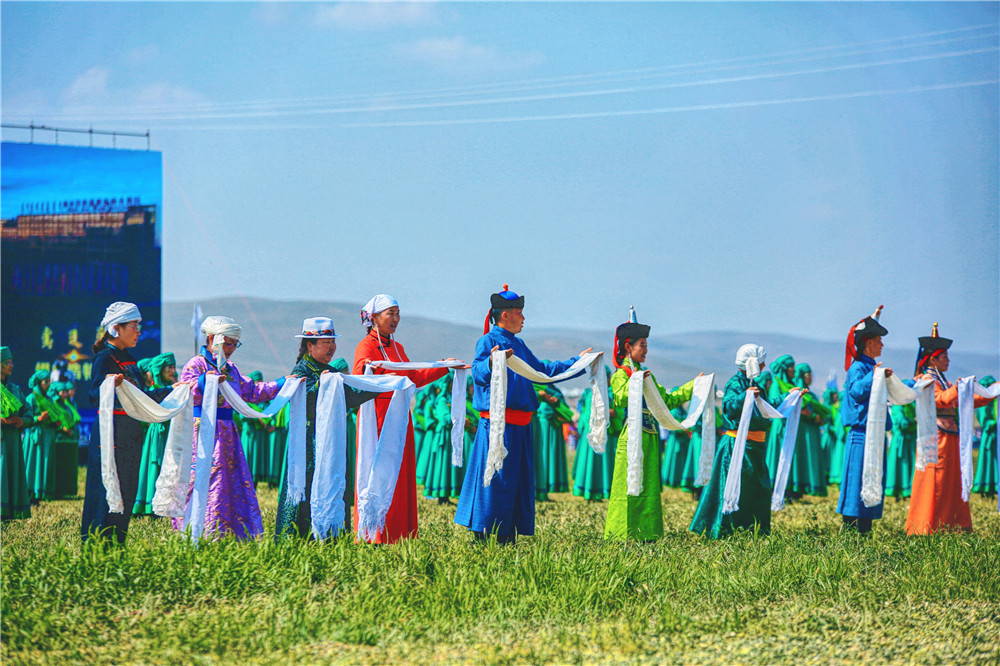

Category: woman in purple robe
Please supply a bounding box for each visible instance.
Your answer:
[173,316,288,540]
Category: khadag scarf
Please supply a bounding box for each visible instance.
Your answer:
[722,390,802,514]
[485,350,607,487]
[860,369,936,508]
[366,360,469,466]
[959,378,1000,503]
[624,371,716,496]
[969,381,1000,512]
[768,391,805,511]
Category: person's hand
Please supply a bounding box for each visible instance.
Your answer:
[38,410,50,422]
[490,345,514,359]
[321,370,331,375]
[113,374,125,387]
[444,358,471,369]
[267,425,276,433]
[580,347,593,356]
[285,374,299,381]
[748,386,759,395]
[642,370,650,378]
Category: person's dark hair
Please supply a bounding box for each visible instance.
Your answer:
[491,308,505,325]
[296,339,311,362]
[92,333,111,354]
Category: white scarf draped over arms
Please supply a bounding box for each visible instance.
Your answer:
[624,371,716,496]
[484,350,607,487]
[958,378,1000,503]
[970,381,1000,511]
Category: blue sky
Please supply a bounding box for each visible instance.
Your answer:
[2,2,997,354]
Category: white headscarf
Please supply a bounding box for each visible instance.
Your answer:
[200,316,242,369]
[735,344,767,380]
[360,294,398,328]
[101,301,142,338]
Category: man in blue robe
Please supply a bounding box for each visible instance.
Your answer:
[455,285,589,543]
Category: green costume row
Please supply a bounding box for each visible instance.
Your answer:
[238,370,289,488]
[787,363,831,497]
[972,376,998,496]
[885,401,917,498]
[22,371,78,501]
[604,367,693,541]
[422,373,476,501]
[572,384,623,501]
[822,389,846,486]
[2,346,32,520]
[533,382,573,501]
[133,353,177,515]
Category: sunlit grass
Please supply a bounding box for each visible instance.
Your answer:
[3,463,999,664]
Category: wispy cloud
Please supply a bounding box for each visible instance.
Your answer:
[313,2,436,30]
[396,37,544,74]
[125,44,160,67]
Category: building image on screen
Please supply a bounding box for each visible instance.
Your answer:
[1,141,163,434]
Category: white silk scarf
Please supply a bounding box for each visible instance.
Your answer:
[860,370,936,508]
[98,377,192,514]
[959,378,1000,503]
[768,392,804,511]
[972,381,1000,512]
[624,372,716,496]
[485,350,607,487]
[367,360,469,466]
[722,390,800,515]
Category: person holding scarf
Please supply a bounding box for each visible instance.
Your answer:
[886,386,918,500]
[764,355,796,486]
[352,294,457,543]
[22,370,61,503]
[240,370,272,485]
[605,311,694,541]
[174,316,290,540]
[572,372,621,501]
[533,381,573,499]
[455,285,589,544]
[836,306,892,534]
[823,387,846,486]
[422,372,468,503]
[787,363,831,498]
[972,375,997,497]
[690,344,788,538]
[906,324,992,535]
[133,353,177,515]
[2,347,32,520]
[48,380,81,498]
[81,302,174,543]
[277,317,374,539]
[661,396,691,490]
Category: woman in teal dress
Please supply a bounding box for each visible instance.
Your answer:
[48,380,81,498]
[679,408,723,499]
[691,344,792,539]
[267,404,289,488]
[2,347,32,520]
[661,402,690,488]
[885,399,917,499]
[822,388,845,485]
[605,313,694,541]
[972,375,997,497]
[423,371,468,502]
[764,355,796,482]
[534,382,572,498]
[572,370,621,501]
[240,370,272,486]
[22,370,60,503]
[133,352,176,515]
[787,363,831,497]
[415,378,444,487]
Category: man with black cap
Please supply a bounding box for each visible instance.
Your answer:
[836,306,893,533]
[454,285,590,544]
[906,324,992,535]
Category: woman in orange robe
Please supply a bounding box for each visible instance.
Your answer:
[906,324,992,535]
[352,294,450,543]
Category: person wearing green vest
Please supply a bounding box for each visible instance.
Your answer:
[972,375,998,497]
[822,388,846,486]
[533,380,572,500]
[240,370,272,486]
[2,347,32,520]
[133,352,176,515]
[48,380,81,498]
[787,363,832,497]
[764,355,796,485]
[606,311,694,541]
[22,370,61,503]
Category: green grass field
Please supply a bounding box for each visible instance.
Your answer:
[3,465,1000,665]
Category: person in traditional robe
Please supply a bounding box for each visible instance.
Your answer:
[571,378,619,502]
[533,381,572,498]
[906,325,992,535]
[764,355,796,486]
[836,307,892,534]
[823,388,846,486]
[972,375,997,497]
[276,317,373,539]
[680,407,722,500]
[422,371,468,503]
[787,363,831,498]
[415,378,445,488]
[661,398,690,490]
[133,353,176,515]
[605,311,694,541]
[239,370,273,486]
[48,380,81,498]
[81,302,173,543]
[353,294,459,544]
[455,285,588,544]
[885,386,917,500]
[173,316,289,540]
[22,370,61,503]
[690,344,789,539]
[2,347,32,520]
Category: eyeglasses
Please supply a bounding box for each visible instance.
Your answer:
[222,338,242,348]
[123,323,142,332]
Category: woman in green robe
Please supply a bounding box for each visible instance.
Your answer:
[571,387,607,500]
[661,401,690,488]
[22,370,61,503]
[534,381,572,499]
[422,372,463,501]
[415,378,444,487]
[972,375,997,497]
[691,344,792,539]
[787,363,831,497]
[2,347,32,520]
[764,355,796,483]
[133,353,176,515]
[885,400,917,499]
[48,381,81,498]
[239,370,272,486]
[679,408,723,498]
[606,316,694,541]
[822,389,845,485]
[267,404,289,488]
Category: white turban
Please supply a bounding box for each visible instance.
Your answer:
[360,294,398,328]
[735,343,767,380]
[101,301,142,338]
[201,316,242,369]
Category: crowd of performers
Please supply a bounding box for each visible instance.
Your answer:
[1,288,997,546]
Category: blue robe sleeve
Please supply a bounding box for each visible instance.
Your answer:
[87,351,113,408]
[848,366,873,403]
[517,339,580,378]
[471,335,496,387]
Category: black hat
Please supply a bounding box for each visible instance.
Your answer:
[845,305,888,370]
[490,284,524,310]
[915,322,953,373]
[614,306,650,367]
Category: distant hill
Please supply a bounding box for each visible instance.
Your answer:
[164,297,998,395]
